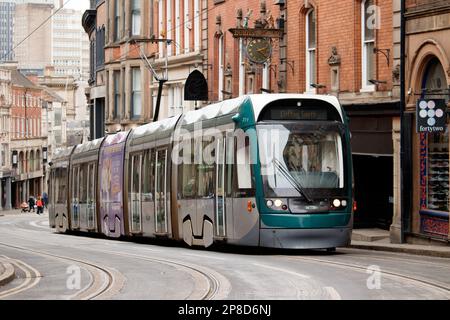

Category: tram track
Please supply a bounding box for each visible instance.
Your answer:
[287,255,450,298]
[0,228,231,300]
[0,242,124,300]
[0,255,42,299]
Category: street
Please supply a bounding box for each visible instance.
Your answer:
[0,213,449,300]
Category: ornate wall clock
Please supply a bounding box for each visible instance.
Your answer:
[246,38,272,64]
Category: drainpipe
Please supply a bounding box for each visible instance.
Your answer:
[400,0,411,243]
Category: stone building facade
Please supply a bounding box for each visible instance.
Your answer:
[401,0,450,243]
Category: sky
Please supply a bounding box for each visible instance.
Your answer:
[64,0,89,11]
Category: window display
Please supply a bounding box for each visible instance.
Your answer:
[427,129,449,211]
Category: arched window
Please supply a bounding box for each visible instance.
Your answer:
[306,8,316,92]
[30,150,34,173]
[36,150,41,171]
[420,57,449,213]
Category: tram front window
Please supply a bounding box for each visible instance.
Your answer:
[258,123,346,198]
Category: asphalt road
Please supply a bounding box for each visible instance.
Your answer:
[1,212,449,300]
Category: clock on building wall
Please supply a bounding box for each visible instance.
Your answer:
[246,38,272,64]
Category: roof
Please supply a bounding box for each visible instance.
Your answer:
[43,88,65,103]
[10,69,40,90]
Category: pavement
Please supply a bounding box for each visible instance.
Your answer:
[0,259,15,287]
[351,228,450,258]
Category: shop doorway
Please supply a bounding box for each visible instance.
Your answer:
[353,154,394,230]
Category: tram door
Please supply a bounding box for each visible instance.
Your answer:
[87,163,96,230]
[71,166,80,229]
[155,149,168,234]
[130,154,143,233]
[215,137,226,237]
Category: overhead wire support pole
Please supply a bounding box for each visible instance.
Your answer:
[132,38,171,123]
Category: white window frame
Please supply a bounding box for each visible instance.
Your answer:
[131,0,141,36]
[194,0,200,52]
[305,9,317,94]
[184,0,190,54]
[166,0,172,57]
[361,0,376,92]
[158,0,164,58]
[175,0,181,55]
[218,35,224,101]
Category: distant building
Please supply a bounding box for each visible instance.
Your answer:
[52,0,90,81]
[0,0,15,62]
[37,66,90,148]
[9,66,46,208]
[13,1,53,75]
[82,0,106,141]
[0,65,12,209]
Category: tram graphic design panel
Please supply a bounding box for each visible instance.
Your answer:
[99,132,128,237]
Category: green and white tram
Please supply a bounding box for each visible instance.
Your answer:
[49,94,353,250]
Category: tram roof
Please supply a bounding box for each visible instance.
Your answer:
[129,115,181,142]
[180,96,246,126]
[73,138,105,156]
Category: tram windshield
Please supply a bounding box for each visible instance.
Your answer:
[258,122,347,198]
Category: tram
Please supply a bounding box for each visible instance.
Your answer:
[49,94,354,250]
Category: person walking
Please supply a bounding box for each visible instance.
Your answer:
[28,196,35,213]
[36,197,44,215]
[42,192,48,209]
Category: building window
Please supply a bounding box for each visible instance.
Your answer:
[114,0,120,41]
[362,0,376,91]
[131,0,141,36]
[131,67,142,119]
[113,71,120,119]
[306,9,316,92]
[55,108,62,126]
[217,35,224,101]
[168,84,184,117]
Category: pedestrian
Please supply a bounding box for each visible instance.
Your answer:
[28,196,35,213]
[42,192,48,209]
[36,197,44,215]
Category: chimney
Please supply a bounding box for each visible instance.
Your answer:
[27,74,39,84]
[45,66,55,77]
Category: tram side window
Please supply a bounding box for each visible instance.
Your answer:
[234,135,255,198]
[58,168,68,204]
[142,150,155,202]
[52,169,58,204]
[80,165,88,204]
[180,138,197,199]
[87,163,95,204]
[198,139,215,199]
[132,154,141,199]
[71,166,78,204]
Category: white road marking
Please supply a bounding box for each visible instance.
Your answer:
[253,263,311,279]
[324,286,342,300]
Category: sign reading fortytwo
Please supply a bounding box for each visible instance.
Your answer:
[417,99,447,133]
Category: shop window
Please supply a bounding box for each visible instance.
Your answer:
[427,129,449,211]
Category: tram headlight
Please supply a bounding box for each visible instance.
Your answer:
[333,199,341,208]
[341,200,348,207]
[274,199,283,208]
[266,200,274,208]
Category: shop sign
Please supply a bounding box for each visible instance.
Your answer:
[417,99,447,133]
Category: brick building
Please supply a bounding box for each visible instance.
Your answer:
[9,67,46,208]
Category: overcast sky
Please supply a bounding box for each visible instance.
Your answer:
[64,0,89,11]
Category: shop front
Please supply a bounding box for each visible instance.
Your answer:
[411,57,450,242]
